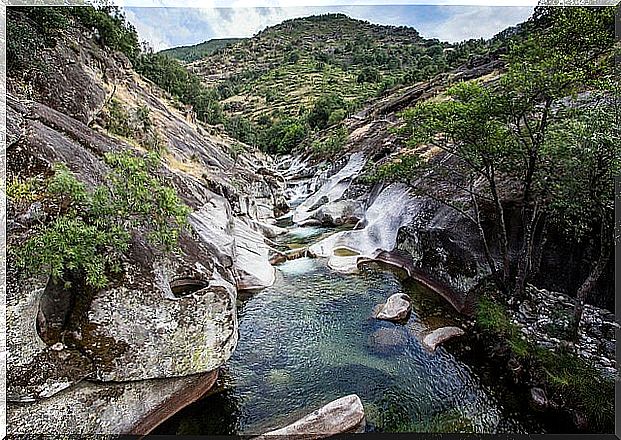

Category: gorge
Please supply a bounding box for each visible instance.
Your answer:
[5,4,617,436]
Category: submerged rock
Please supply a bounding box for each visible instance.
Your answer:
[367,327,409,355]
[255,394,365,439]
[375,293,412,322]
[422,326,465,351]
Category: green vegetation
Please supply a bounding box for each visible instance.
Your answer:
[158,38,245,63]
[475,294,615,431]
[372,6,617,334]
[15,153,189,289]
[134,52,226,126]
[8,5,140,76]
[476,296,529,357]
[311,126,348,156]
[7,7,68,75]
[8,7,514,155]
[106,98,133,138]
[183,13,511,154]
[257,117,309,155]
[307,93,348,130]
[6,176,42,204]
[534,346,615,431]
[103,99,167,154]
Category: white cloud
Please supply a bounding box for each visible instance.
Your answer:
[419,6,533,42]
[123,4,535,51]
[124,9,173,50]
[196,6,315,39]
[118,0,537,6]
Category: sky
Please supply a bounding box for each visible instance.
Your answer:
[124,3,535,52]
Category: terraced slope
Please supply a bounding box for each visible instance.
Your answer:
[188,13,489,123]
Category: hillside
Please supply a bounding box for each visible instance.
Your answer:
[159,38,245,62]
[6,6,285,434]
[188,13,496,132]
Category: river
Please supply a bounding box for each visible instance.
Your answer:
[155,218,529,435]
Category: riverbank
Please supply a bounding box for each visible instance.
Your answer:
[460,283,616,433]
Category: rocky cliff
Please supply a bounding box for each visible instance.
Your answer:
[284,53,613,314]
[6,20,286,434]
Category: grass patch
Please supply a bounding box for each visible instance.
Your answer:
[476,296,530,358]
[534,345,615,431]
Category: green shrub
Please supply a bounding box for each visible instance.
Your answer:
[327,108,346,126]
[8,6,140,74]
[258,117,308,154]
[20,216,129,289]
[476,296,529,358]
[70,5,140,62]
[307,93,347,130]
[356,66,381,84]
[98,151,190,250]
[311,126,348,156]
[106,99,133,138]
[224,116,256,145]
[6,176,42,203]
[368,153,423,183]
[16,154,189,289]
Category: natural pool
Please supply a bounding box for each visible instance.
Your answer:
[156,238,527,435]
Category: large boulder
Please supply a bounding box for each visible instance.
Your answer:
[255,394,366,439]
[292,152,366,224]
[312,199,365,226]
[422,326,465,351]
[374,293,412,322]
[8,370,219,435]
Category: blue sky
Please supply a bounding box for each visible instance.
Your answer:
[124,4,534,51]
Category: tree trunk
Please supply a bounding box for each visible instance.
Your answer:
[472,189,507,294]
[532,217,548,277]
[488,167,510,287]
[571,249,611,340]
[514,204,542,299]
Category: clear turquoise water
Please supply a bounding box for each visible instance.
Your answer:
[157,239,525,435]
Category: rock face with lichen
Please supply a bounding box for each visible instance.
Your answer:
[6,17,285,434]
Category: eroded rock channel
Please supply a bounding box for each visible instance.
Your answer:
[153,155,534,435]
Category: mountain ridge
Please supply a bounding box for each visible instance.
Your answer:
[159,37,245,62]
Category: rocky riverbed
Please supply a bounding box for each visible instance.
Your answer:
[509,285,617,377]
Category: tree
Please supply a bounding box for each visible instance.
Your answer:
[357,66,381,84]
[544,86,619,337]
[16,153,189,288]
[384,6,616,303]
[307,93,347,130]
[393,81,517,293]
